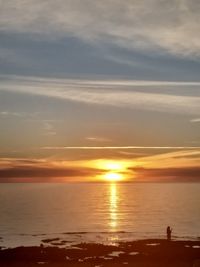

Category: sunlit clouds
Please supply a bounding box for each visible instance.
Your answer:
[94,160,133,182]
[42,146,200,150]
[0,149,199,182]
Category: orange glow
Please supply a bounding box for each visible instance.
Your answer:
[95,160,129,171]
[93,159,132,182]
[109,183,118,229]
[104,172,123,182]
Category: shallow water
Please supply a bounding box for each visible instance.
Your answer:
[0,183,199,247]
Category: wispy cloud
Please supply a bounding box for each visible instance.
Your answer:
[0,1,200,58]
[1,75,200,115]
[86,136,111,143]
[0,110,40,119]
[0,111,25,117]
[190,118,200,123]
[137,149,200,169]
[42,121,56,136]
[42,146,200,150]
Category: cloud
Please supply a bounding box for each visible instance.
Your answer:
[0,166,94,179]
[190,118,200,123]
[0,110,41,120]
[0,158,102,182]
[140,149,200,160]
[132,166,200,182]
[0,1,200,58]
[86,136,111,143]
[42,146,200,150]
[136,149,200,171]
[42,121,57,136]
[1,149,199,182]
[1,75,200,115]
[1,155,199,182]
[0,111,25,117]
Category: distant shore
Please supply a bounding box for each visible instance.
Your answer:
[0,239,200,266]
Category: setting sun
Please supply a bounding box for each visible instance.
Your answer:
[86,159,133,182]
[94,160,130,182]
[104,172,123,182]
[102,161,124,171]
[95,160,129,171]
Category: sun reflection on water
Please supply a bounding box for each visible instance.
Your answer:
[109,183,118,230]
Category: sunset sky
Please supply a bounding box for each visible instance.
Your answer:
[0,0,199,182]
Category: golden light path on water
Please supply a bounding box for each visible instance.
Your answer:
[92,160,132,240]
[109,183,118,230]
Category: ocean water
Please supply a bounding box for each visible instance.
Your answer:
[0,183,199,247]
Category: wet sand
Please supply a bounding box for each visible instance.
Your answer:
[0,239,200,266]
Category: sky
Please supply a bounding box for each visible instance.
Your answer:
[0,0,199,182]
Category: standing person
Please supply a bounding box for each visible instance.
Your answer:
[167,226,172,241]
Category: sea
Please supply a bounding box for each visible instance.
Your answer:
[0,183,199,248]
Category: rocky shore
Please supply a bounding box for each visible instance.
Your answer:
[0,239,200,266]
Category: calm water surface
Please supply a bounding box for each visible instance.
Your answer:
[0,183,199,247]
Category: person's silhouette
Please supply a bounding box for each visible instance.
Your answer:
[166,226,172,241]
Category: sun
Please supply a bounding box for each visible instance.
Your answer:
[96,160,128,171]
[104,172,123,182]
[91,159,132,182]
[94,160,129,182]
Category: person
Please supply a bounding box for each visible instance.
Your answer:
[166,226,172,241]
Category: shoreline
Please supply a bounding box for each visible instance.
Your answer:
[1,232,199,249]
[0,239,200,266]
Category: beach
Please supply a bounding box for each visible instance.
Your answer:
[0,239,200,266]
